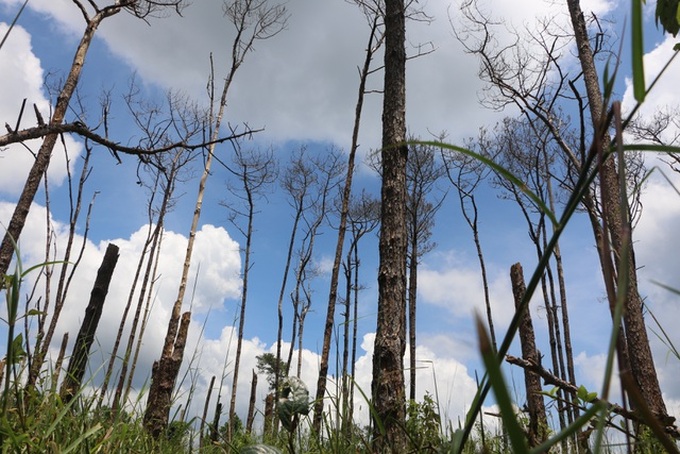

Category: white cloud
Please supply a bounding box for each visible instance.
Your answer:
[0,199,242,396]
[0,22,82,196]
[622,35,680,120]
[418,250,516,327]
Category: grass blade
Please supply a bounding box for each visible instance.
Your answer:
[632,0,646,102]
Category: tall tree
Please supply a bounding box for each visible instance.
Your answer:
[286,149,344,376]
[371,0,408,450]
[404,141,445,401]
[441,138,496,351]
[341,191,380,435]
[221,144,277,439]
[312,0,385,434]
[143,0,288,437]
[276,145,315,424]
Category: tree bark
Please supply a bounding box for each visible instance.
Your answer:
[60,243,119,402]
[510,263,548,448]
[371,0,408,450]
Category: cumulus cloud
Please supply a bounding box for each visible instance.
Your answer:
[0,22,81,196]
[418,249,516,328]
[0,199,242,396]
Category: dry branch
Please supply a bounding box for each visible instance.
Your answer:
[0,122,259,158]
[505,354,679,437]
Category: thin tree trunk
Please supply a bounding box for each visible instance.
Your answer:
[341,258,352,436]
[407,230,418,401]
[200,375,216,449]
[545,163,577,420]
[50,332,69,395]
[510,262,549,448]
[29,144,95,386]
[228,186,255,439]
[296,306,308,378]
[263,393,274,437]
[312,16,380,433]
[275,201,302,414]
[349,238,361,426]
[372,0,408,450]
[60,243,119,402]
[124,223,165,405]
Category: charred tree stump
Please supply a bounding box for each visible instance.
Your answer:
[199,375,216,449]
[143,311,191,438]
[246,369,257,434]
[60,243,119,402]
[51,332,69,394]
[510,262,549,447]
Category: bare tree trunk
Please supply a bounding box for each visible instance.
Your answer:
[50,332,69,395]
[199,375,216,449]
[407,236,417,401]
[545,165,577,420]
[510,263,548,448]
[60,243,119,402]
[228,183,255,439]
[566,0,669,423]
[312,14,381,434]
[341,258,352,436]
[29,143,95,386]
[372,0,408,450]
[124,224,165,404]
[246,370,257,434]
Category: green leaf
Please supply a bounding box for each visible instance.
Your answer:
[577,385,588,402]
[277,376,310,431]
[25,309,45,317]
[656,0,680,36]
[9,333,25,364]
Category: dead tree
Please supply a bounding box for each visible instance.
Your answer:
[510,262,548,448]
[404,141,445,401]
[221,144,277,439]
[143,0,287,438]
[312,1,385,434]
[60,243,119,402]
[372,0,408,449]
[566,0,670,425]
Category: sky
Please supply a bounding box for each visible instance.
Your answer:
[1,0,680,436]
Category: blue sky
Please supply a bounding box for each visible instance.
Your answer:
[1,0,680,431]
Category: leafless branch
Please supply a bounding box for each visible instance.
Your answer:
[0,122,260,158]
